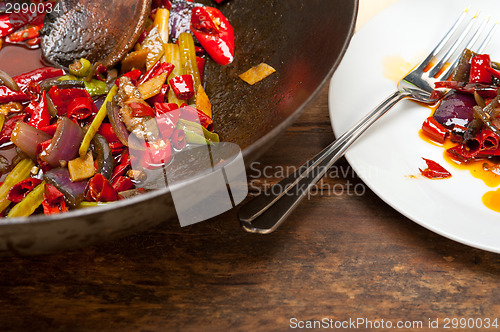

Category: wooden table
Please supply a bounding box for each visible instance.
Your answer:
[3,2,500,331]
[2,84,500,331]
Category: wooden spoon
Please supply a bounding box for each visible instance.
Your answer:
[40,0,152,69]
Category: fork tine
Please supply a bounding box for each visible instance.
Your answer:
[415,9,469,72]
[476,19,497,53]
[438,17,497,80]
[427,11,479,77]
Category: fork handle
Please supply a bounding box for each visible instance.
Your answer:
[239,90,408,233]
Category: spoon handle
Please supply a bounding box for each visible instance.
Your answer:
[238,90,406,233]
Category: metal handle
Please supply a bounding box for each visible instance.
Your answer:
[238,90,408,233]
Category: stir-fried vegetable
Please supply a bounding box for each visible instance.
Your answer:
[0,0,235,217]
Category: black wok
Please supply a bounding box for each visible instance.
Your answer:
[0,0,358,255]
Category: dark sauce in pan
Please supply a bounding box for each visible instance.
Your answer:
[0,45,45,77]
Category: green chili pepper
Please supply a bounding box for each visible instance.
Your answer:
[69,58,92,77]
[177,118,219,144]
[58,75,107,97]
[7,181,46,217]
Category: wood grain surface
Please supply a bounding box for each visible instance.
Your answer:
[1,84,500,331]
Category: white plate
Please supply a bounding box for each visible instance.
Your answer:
[329,0,500,253]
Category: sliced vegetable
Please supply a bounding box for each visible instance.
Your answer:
[164,43,184,106]
[39,117,85,168]
[142,26,165,71]
[43,168,88,207]
[178,32,202,102]
[85,173,118,202]
[11,122,51,160]
[7,181,45,218]
[190,6,235,65]
[177,118,219,144]
[6,178,43,203]
[422,116,449,143]
[68,151,95,182]
[79,84,117,157]
[195,85,212,118]
[419,158,452,179]
[138,72,169,100]
[0,159,35,213]
[153,7,170,44]
[239,63,276,85]
[169,74,195,100]
[69,58,92,77]
[42,183,68,215]
[92,134,114,180]
[470,54,492,84]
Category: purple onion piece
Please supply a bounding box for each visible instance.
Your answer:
[43,167,88,207]
[11,122,51,160]
[168,0,203,42]
[433,92,476,128]
[39,117,84,167]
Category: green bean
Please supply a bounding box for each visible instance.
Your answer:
[0,159,35,213]
[69,58,92,77]
[79,84,117,157]
[7,181,45,218]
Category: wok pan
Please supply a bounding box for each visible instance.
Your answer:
[0,0,357,255]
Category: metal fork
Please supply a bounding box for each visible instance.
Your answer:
[238,9,497,234]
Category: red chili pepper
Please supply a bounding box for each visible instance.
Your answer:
[115,69,142,87]
[191,6,235,65]
[85,173,118,202]
[481,128,500,150]
[147,84,169,105]
[5,24,43,43]
[48,86,91,115]
[138,62,175,85]
[109,141,125,155]
[195,46,205,56]
[98,123,120,143]
[171,128,187,149]
[0,5,46,38]
[0,113,28,144]
[67,96,98,121]
[6,178,43,203]
[15,67,64,90]
[155,102,179,115]
[128,102,156,117]
[421,116,449,143]
[112,176,134,192]
[180,105,213,130]
[42,183,68,215]
[28,90,50,129]
[110,150,131,183]
[36,139,53,173]
[0,67,63,104]
[169,75,195,100]
[93,63,108,82]
[27,36,41,46]
[470,54,492,84]
[419,158,452,179]
[141,140,172,169]
[155,103,180,139]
